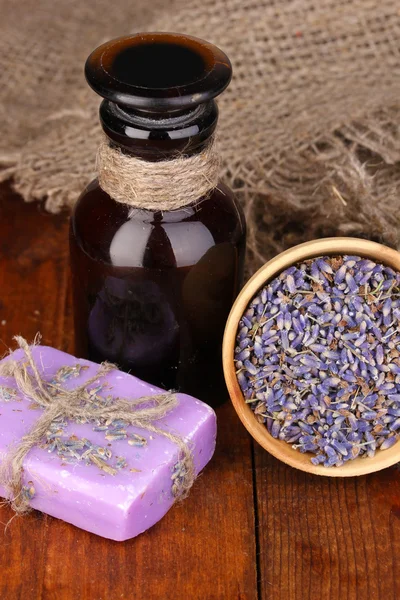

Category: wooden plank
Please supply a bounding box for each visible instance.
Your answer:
[255,447,400,600]
[0,186,258,600]
[41,402,257,600]
[0,187,70,600]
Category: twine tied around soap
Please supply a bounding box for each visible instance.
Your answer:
[96,135,220,211]
[0,336,195,515]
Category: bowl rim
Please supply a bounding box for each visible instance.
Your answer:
[223,237,400,476]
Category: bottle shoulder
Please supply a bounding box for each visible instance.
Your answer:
[70,179,246,268]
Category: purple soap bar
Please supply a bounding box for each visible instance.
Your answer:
[0,346,216,541]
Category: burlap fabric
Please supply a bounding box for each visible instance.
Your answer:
[0,0,399,272]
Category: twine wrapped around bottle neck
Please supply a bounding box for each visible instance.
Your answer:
[96,135,220,211]
[0,336,195,515]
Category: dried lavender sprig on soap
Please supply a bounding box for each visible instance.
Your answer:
[235,255,400,467]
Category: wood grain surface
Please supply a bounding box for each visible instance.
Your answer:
[0,184,399,600]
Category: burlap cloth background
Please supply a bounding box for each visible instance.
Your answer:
[0,0,399,272]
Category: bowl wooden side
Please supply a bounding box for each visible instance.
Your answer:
[223,237,400,476]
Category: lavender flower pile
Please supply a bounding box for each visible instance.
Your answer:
[235,255,400,467]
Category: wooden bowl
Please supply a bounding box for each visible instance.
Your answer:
[223,238,400,476]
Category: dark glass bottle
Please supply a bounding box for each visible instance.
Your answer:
[70,33,246,406]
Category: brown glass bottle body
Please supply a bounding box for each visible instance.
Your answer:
[71,34,246,406]
[70,172,245,406]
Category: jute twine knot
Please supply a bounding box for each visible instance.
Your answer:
[0,336,195,515]
[96,135,221,210]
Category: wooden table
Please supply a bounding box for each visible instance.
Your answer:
[0,185,399,600]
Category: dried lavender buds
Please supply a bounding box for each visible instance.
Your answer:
[40,364,147,475]
[234,255,400,467]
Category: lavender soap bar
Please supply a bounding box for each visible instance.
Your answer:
[0,345,216,541]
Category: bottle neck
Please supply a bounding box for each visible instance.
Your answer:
[100,99,218,161]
